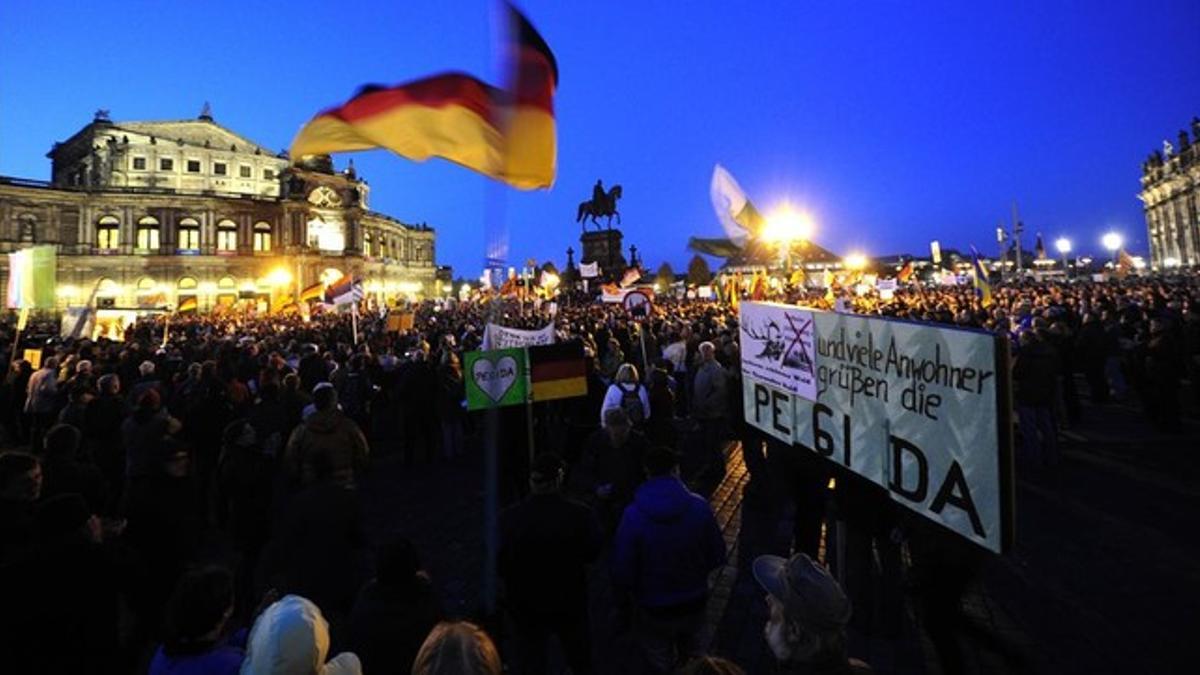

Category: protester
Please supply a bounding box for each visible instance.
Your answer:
[0,450,41,564]
[612,445,727,672]
[284,384,369,490]
[240,594,362,675]
[753,552,871,673]
[411,621,503,675]
[500,452,603,675]
[601,362,651,428]
[149,566,244,675]
[347,533,443,675]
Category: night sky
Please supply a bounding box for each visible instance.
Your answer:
[2,0,1198,275]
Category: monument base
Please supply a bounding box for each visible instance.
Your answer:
[581,229,626,280]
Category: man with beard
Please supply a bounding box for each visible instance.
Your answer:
[752,553,871,674]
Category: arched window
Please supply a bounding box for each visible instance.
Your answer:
[136,216,160,251]
[97,216,120,250]
[18,214,36,243]
[253,222,272,252]
[218,276,237,289]
[362,231,372,257]
[136,277,156,292]
[178,218,200,252]
[216,219,237,252]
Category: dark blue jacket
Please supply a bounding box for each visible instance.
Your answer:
[611,476,726,609]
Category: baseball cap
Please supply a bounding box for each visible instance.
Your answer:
[753,553,851,631]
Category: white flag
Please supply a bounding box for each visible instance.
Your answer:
[580,262,599,278]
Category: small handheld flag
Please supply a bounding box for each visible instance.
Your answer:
[970,247,994,308]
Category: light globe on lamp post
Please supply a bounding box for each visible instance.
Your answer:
[1054,237,1071,276]
[763,204,815,274]
[1101,232,1123,264]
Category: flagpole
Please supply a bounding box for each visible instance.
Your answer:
[351,300,359,345]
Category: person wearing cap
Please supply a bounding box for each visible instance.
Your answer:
[753,553,872,674]
[284,383,369,489]
[499,452,602,675]
[611,445,726,672]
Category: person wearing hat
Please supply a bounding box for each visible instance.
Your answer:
[752,553,871,674]
[499,452,602,675]
[284,383,368,489]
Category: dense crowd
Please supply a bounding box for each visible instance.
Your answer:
[0,273,1196,674]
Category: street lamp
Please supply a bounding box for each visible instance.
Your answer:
[763,204,815,273]
[1101,232,1123,263]
[842,253,868,271]
[1054,237,1071,275]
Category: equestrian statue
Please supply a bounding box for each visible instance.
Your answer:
[577,179,623,231]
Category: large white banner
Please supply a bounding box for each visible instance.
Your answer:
[738,302,817,401]
[741,305,1012,553]
[482,322,556,350]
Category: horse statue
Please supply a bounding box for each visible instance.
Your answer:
[577,184,623,231]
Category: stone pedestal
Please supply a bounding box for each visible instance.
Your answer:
[581,229,626,280]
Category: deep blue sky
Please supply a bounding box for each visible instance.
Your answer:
[3,1,1198,274]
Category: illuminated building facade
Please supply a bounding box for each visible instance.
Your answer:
[1140,117,1200,269]
[0,108,436,311]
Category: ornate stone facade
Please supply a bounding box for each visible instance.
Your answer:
[1140,117,1200,268]
[0,109,437,311]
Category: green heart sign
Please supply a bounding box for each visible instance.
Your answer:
[465,348,528,410]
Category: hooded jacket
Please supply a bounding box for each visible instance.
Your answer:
[284,409,368,488]
[241,595,361,675]
[611,476,726,610]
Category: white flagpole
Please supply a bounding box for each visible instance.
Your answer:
[351,300,359,345]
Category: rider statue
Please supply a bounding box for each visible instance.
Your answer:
[593,179,605,209]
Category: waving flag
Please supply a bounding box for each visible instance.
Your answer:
[289,3,557,190]
[710,165,764,244]
[896,260,915,283]
[325,277,364,305]
[299,281,324,303]
[970,247,994,308]
[620,267,642,288]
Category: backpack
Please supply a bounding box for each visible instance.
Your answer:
[619,383,645,426]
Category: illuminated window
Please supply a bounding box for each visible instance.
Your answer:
[178,218,200,251]
[253,222,272,252]
[97,216,119,250]
[363,232,372,257]
[136,216,160,251]
[216,219,237,252]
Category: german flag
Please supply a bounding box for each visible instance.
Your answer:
[289,3,556,190]
[300,282,324,303]
[177,296,198,314]
[528,342,587,402]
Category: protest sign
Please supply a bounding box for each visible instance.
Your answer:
[738,302,817,401]
[465,348,528,410]
[481,322,555,349]
[23,348,42,369]
[742,306,1014,553]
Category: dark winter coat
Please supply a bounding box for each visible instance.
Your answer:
[611,476,726,610]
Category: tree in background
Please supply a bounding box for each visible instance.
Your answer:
[655,262,676,289]
[686,255,712,286]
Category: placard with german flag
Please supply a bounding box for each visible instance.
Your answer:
[528,341,587,402]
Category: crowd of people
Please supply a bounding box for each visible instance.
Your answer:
[0,272,1196,674]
